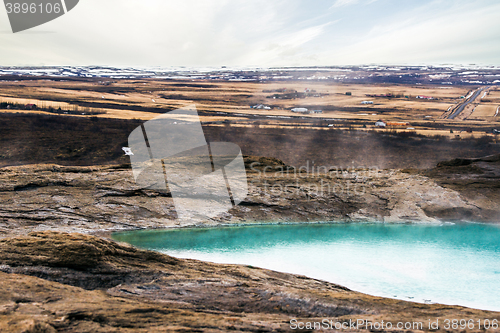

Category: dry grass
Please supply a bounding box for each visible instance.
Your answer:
[466,88,500,120]
[0,79,497,138]
[470,104,498,118]
[0,79,469,115]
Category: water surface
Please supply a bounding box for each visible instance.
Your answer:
[113,223,500,311]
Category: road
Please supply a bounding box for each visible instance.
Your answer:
[448,87,486,119]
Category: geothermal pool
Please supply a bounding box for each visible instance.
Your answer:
[113,223,500,311]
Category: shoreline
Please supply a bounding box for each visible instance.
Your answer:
[1,158,500,331]
[103,218,495,239]
[109,219,500,313]
[3,230,500,332]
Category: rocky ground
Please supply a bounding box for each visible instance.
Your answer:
[0,155,499,239]
[0,155,499,332]
[1,231,500,332]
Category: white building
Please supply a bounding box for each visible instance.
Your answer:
[291,107,309,113]
[375,120,386,128]
[361,101,374,104]
[252,104,271,110]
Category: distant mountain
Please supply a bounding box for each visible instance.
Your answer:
[1,65,499,85]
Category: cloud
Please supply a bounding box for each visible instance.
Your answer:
[0,0,499,67]
[330,0,378,9]
[276,23,332,49]
[0,0,300,66]
[317,0,500,65]
[240,22,332,66]
[330,0,360,8]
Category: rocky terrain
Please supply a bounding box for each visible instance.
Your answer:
[0,155,499,332]
[1,231,500,332]
[1,155,499,239]
[423,154,500,218]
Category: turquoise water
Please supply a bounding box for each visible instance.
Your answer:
[113,223,500,311]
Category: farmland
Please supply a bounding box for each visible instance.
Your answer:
[0,67,499,169]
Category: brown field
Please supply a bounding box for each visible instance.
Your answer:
[470,104,498,118]
[0,79,470,113]
[251,82,469,111]
[0,78,498,140]
[466,88,499,120]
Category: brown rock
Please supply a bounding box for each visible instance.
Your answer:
[0,232,499,332]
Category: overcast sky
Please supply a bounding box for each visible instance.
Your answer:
[1,0,499,67]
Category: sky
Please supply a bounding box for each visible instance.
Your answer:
[1,0,499,67]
